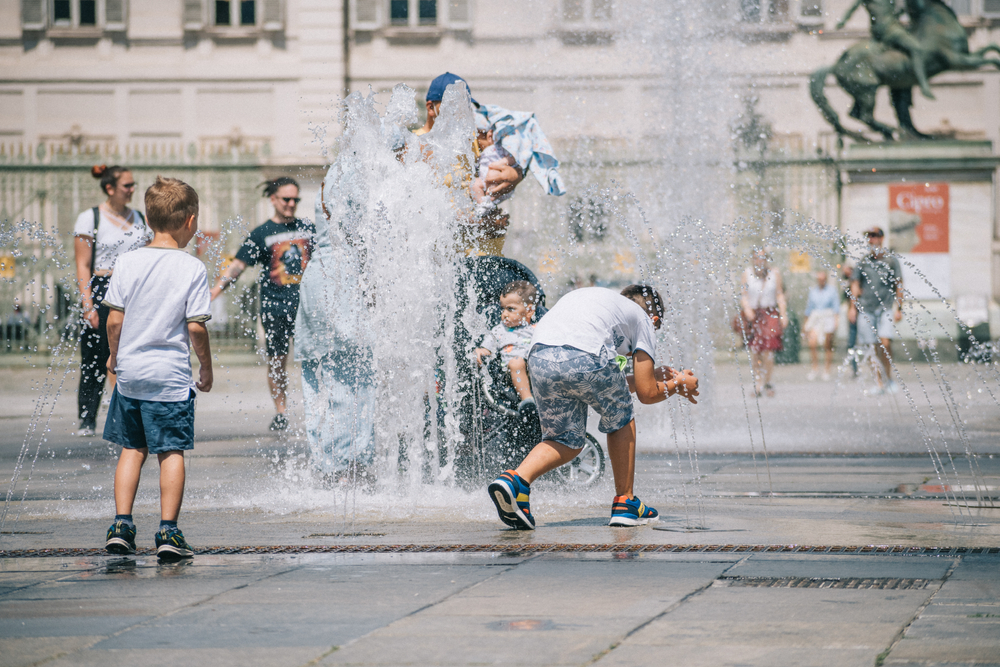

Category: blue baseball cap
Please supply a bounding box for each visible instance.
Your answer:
[426,72,478,106]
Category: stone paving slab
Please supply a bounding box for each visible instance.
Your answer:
[2,361,999,665]
[2,552,997,667]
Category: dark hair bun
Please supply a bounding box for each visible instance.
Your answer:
[91,164,108,178]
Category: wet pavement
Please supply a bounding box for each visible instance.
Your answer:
[2,550,998,666]
[2,358,999,665]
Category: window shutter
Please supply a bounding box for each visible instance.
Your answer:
[261,0,282,28]
[447,0,470,26]
[183,0,205,29]
[353,0,379,29]
[21,0,46,28]
[105,0,126,29]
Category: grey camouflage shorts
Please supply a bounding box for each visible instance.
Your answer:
[527,344,634,449]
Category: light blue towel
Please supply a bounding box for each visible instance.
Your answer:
[478,105,566,197]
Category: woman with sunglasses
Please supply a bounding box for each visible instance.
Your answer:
[210,177,315,432]
[73,165,150,437]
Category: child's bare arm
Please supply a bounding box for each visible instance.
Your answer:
[473,347,492,366]
[106,309,124,377]
[628,351,699,405]
[188,321,213,392]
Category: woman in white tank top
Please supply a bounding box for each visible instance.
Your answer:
[740,249,788,397]
[72,165,149,436]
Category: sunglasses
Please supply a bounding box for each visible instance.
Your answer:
[865,232,884,238]
[279,197,301,204]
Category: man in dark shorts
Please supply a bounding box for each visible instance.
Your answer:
[211,177,315,431]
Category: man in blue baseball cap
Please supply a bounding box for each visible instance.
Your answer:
[415,72,520,201]
[415,72,477,137]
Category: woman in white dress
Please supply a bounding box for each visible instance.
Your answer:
[73,165,150,436]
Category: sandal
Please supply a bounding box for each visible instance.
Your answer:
[765,384,775,397]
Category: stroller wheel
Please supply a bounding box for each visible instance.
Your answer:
[551,433,605,488]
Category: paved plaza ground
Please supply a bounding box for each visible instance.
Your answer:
[1,356,999,665]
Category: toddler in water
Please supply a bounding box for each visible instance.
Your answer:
[471,114,518,214]
[474,280,537,414]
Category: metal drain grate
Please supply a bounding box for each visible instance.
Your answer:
[721,576,932,589]
[1,544,998,559]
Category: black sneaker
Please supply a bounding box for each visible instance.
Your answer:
[155,527,194,560]
[105,520,137,555]
[269,413,288,431]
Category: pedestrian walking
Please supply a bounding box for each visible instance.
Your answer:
[210,177,315,432]
[740,249,788,397]
[849,226,904,393]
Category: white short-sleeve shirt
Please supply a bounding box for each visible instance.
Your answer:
[103,247,212,402]
[73,207,151,273]
[530,287,657,362]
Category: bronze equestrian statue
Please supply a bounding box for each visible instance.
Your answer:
[811,0,1000,141]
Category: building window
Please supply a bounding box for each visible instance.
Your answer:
[23,0,127,31]
[559,0,613,44]
[240,0,255,24]
[419,0,436,24]
[390,0,407,24]
[740,0,789,23]
[214,0,258,26]
[562,0,613,25]
[351,0,470,30]
[182,0,283,31]
[388,0,437,26]
[800,0,822,18]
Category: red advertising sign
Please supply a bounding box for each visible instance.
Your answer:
[887,183,949,253]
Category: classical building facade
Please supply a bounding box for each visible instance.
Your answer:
[2,0,998,335]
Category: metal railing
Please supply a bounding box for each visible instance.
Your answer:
[0,139,292,354]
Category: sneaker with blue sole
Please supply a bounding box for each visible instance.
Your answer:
[609,495,659,527]
[488,469,535,530]
[155,527,194,560]
[105,520,137,555]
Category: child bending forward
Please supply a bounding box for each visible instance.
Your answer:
[475,280,537,415]
[488,285,699,529]
[102,176,213,560]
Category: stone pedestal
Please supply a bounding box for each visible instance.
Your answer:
[839,141,1000,342]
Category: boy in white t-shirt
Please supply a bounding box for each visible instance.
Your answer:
[102,177,213,560]
[488,285,699,529]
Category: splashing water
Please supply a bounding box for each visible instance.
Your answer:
[2,3,999,539]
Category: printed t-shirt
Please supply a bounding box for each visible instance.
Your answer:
[530,287,657,362]
[234,219,315,305]
[103,247,212,402]
[73,207,151,273]
[855,254,903,312]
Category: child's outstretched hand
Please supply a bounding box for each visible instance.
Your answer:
[474,347,492,366]
[671,369,699,405]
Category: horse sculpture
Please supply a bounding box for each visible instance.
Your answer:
[811,0,1000,141]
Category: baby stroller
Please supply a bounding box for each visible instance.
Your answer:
[454,255,606,488]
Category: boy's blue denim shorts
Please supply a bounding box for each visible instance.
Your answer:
[103,388,196,454]
[527,344,634,449]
